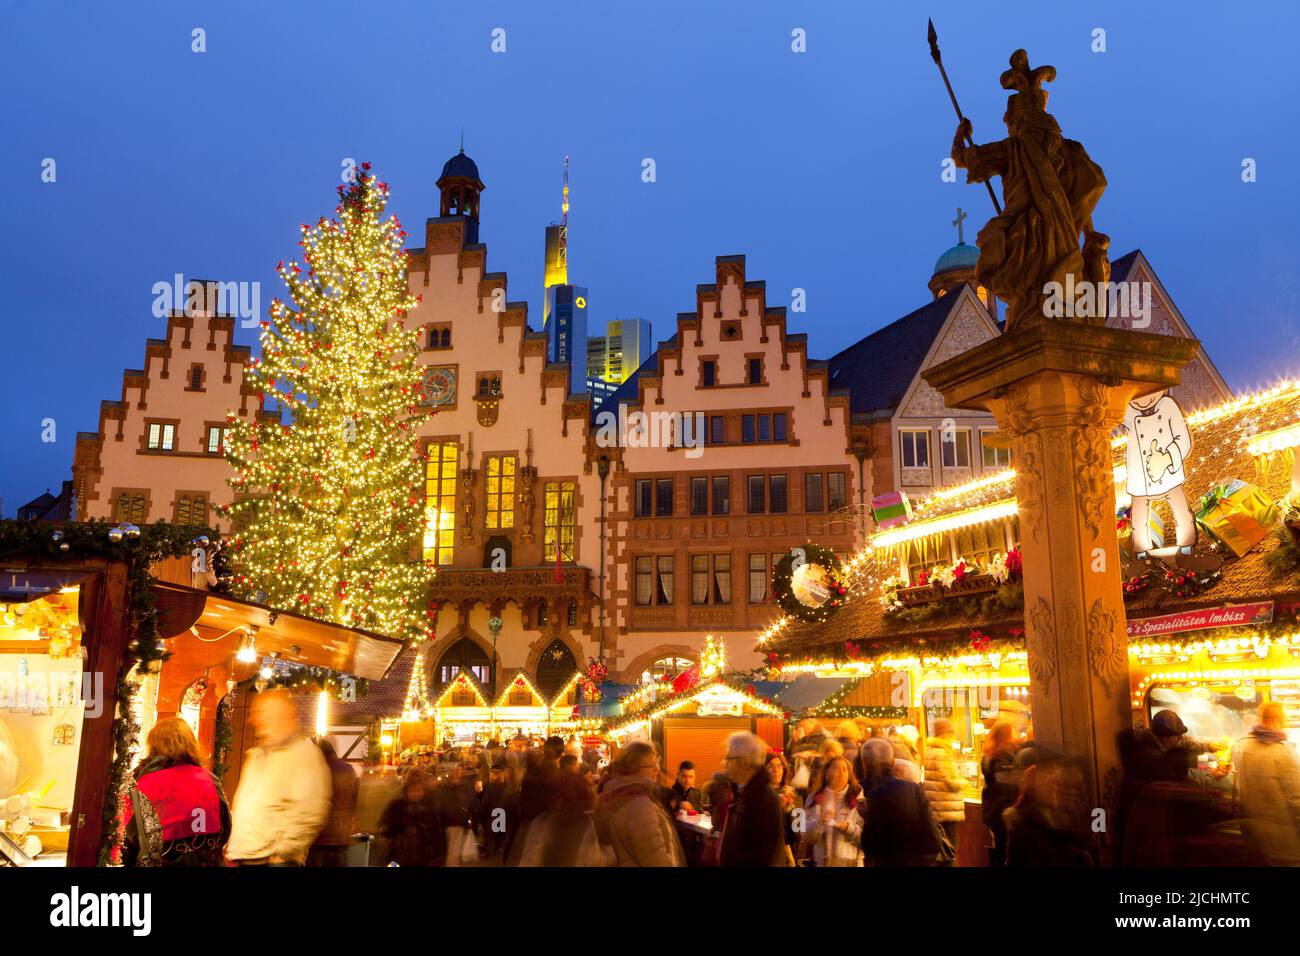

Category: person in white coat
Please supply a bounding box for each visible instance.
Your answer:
[1122,388,1194,557]
[226,690,332,866]
[802,755,864,867]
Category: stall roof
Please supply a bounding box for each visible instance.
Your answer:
[153,582,405,680]
[771,380,1300,662]
[773,673,854,711]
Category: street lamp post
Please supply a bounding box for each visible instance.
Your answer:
[597,455,610,666]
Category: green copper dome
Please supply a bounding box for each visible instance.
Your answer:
[932,242,979,275]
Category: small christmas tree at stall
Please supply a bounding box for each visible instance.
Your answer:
[221,163,434,642]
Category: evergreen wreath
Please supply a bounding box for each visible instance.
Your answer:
[771,544,848,623]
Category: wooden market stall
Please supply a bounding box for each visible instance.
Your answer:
[764,380,1300,865]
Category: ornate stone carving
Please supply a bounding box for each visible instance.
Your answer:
[1002,384,1044,544]
[459,467,478,541]
[1071,377,1112,543]
[1086,598,1126,698]
[1026,597,1057,689]
[518,465,537,543]
[1057,599,1081,670]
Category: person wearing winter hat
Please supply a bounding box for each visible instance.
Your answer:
[1231,701,1300,865]
[1115,708,1220,863]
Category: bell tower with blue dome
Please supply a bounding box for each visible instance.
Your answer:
[437,145,484,244]
[928,207,998,320]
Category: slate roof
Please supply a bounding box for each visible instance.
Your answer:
[827,296,956,417]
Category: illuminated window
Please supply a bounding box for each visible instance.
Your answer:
[174,494,208,526]
[146,422,176,451]
[206,426,230,455]
[423,442,458,565]
[485,454,516,529]
[437,638,491,690]
[691,554,730,605]
[544,480,576,562]
[900,430,930,468]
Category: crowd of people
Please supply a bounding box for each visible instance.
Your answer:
[113,688,1300,868]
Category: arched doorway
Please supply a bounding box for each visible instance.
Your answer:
[436,637,492,691]
[536,638,578,699]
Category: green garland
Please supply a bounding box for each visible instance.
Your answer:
[772,544,848,623]
[889,581,1024,625]
[0,518,222,865]
[212,691,235,783]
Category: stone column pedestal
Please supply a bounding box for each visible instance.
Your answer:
[923,319,1199,848]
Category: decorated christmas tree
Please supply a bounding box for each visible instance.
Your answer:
[221,163,434,642]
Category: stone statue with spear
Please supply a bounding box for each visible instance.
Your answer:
[928,21,1112,331]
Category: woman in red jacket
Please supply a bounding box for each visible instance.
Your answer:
[122,717,231,866]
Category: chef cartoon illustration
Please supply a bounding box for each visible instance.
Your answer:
[1121,388,1195,559]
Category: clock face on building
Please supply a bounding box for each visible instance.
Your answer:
[422,366,457,407]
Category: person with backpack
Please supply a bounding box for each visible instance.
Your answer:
[593,742,685,866]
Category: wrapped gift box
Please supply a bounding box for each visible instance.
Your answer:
[1194,479,1279,557]
[872,491,912,530]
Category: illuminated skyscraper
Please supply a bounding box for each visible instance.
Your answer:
[542,157,589,396]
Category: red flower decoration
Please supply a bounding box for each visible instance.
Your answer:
[954,561,968,583]
[969,629,992,653]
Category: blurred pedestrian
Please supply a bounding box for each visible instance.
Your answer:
[227,690,331,866]
[923,718,967,852]
[858,738,942,867]
[1004,759,1093,866]
[308,739,359,867]
[981,720,1020,867]
[719,732,784,867]
[592,742,684,866]
[890,724,923,783]
[1231,701,1300,865]
[122,717,230,867]
[379,770,446,866]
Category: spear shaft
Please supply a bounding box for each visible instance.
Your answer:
[928,18,1002,215]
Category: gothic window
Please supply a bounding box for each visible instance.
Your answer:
[537,639,578,698]
[437,638,491,690]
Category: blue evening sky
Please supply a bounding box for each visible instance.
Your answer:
[2,0,1297,512]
